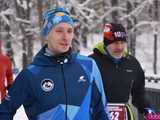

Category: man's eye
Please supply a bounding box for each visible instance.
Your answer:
[56,30,63,32]
[68,29,73,33]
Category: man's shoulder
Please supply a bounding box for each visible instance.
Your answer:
[76,54,94,62]
[0,53,11,63]
[88,52,98,58]
[125,54,141,65]
[75,54,96,69]
[125,54,136,60]
[0,53,9,58]
[88,49,104,60]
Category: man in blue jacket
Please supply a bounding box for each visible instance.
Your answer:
[0,7,110,120]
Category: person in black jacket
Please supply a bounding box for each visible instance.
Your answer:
[89,23,154,120]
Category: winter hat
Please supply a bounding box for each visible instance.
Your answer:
[41,7,74,36]
[103,23,127,46]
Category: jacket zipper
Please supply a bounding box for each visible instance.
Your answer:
[115,64,119,69]
[60,62,68,120]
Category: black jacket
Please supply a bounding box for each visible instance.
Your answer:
[89,43,151,113]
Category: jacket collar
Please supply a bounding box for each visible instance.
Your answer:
[93,42,128,64]
[32,45,76,66]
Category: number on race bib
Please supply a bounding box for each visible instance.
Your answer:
[106,103,128,120]
[110,111,119,120]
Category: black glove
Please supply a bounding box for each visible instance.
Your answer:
[144,108,156,120]
[144,108,155,114]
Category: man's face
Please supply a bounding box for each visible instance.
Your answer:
[47,23,74,55]
[107,41,127,59]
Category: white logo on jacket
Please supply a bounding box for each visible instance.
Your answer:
[78,76,87,83]
[41,79,54,92]
[126,69,133,72]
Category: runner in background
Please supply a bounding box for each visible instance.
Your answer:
[0,40,13,102]
[89,23,155,120]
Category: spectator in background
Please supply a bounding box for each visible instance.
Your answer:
[0,7,110,120]
[0,40,13,101]
[89,23,155,120]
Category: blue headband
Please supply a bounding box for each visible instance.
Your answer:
[41,7,74,36]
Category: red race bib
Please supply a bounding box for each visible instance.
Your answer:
[107,103,128,120]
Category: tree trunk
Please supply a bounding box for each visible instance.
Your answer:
[5,24,14,62]
[37,0,45,46]
[153,33,157,74]
[26,0,33,64]
[126,1,137,56]
[22,38,28,68]
[111,0,119,23]
[153,0,158,74]
[2,3,14,65]
[14,0,34,68]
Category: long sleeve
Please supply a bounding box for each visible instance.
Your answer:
[131,61,151,113]
[6,58,13,89]
[91,60,110,120]
[0,70,32,120]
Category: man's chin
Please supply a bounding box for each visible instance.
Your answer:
[112,54,123,59]
[61,47,70,53]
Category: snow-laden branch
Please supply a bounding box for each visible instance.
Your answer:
[25,27,40,33]
[0,13,10,25]
[15,17,31,24]
[0,8,14,25]
[130,21,160,31]
[89,6,127,29]
[120,0,153,21]
[0,8,14,16]
[101,6,126,20]
[79,0,92,6]
[16,0,30,10]
[79,7,96,20]
[70,0,96,20]
[69,0,99,29]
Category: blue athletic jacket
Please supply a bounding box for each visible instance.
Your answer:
[0,46,110,120]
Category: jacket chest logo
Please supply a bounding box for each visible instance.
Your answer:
[78,75,87,83]
[41,79,54,92]
[125,69,133,73]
